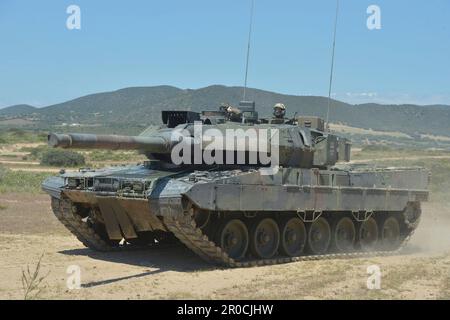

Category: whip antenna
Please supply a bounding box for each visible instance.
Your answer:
[326,0,340,130]
[243,0,255,101]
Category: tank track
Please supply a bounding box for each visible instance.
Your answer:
[163,210,418,268]
[51,196,418,267]
[51,197,120,252]
[51,197,175,252]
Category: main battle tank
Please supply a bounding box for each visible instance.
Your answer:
[42,101,430,267]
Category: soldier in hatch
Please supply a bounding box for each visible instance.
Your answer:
[273,103,286,119]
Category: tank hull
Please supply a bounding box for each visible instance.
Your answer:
[42,163,429,267]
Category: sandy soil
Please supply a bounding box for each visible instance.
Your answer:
[0,193,449,300]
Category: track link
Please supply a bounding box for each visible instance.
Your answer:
[163,210,418,268]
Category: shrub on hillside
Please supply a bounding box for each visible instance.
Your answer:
[26,145,50,160]
[40,149,85,167]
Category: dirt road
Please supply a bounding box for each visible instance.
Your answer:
[0,193,449,300]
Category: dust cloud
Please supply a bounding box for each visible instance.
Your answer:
[408,200,450,254]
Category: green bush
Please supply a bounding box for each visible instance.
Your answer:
[40,149,85,167]
[20,145,50,160]
[88,150,116,161]
[87,150,142,162]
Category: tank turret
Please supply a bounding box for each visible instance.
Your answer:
[48,107,351,168]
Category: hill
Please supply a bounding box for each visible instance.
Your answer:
[1,85,450,137]
[0,104,37,117]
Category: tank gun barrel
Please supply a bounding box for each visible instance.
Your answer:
[48,133,171,153]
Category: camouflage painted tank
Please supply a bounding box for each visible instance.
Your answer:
[42,101,429,267]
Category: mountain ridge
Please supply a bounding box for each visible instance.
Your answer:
[1,85,449,136]
[0,104,37,116]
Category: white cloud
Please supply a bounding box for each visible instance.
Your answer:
[336,92,450,106]
[345,92,378,98]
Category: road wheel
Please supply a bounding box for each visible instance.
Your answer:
[279,217,307,257]
[217,219,249,260]
[332,217,356,252]
[381,216,401,251]
[358,217,379,251]
[306,217,331,255]
[250,218,280,259]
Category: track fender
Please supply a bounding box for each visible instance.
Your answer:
[41,176,65,199]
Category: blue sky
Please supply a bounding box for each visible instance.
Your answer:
[0,0,449,108]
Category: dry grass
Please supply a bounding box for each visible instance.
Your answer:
[0,167,54,193]
[21,253,49,300]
